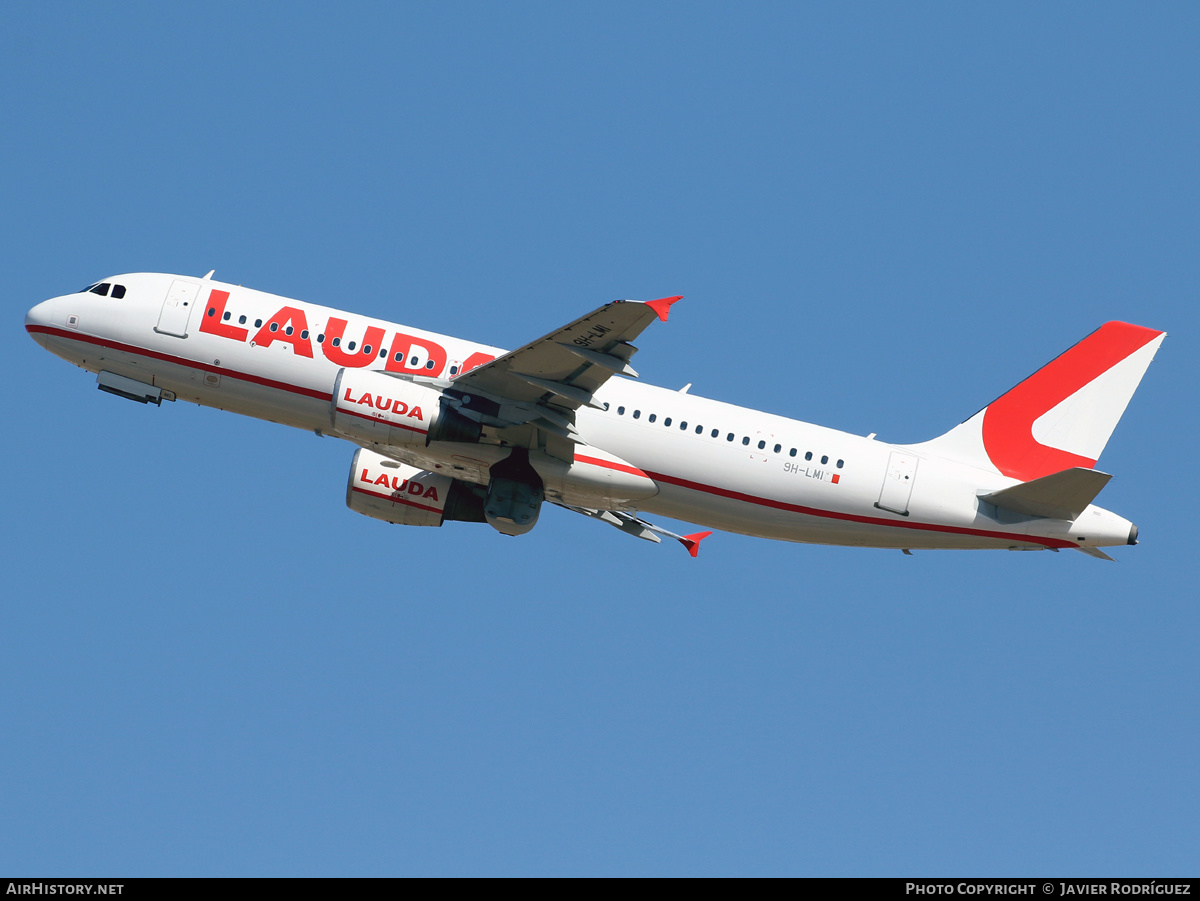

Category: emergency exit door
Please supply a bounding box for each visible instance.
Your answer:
[876,452,918,516]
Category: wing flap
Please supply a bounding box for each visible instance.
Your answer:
[510,373,606,409]
[556,342,639,377]
[979,467,1112,520]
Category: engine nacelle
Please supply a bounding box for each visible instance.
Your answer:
[331,368,481,449]
[483,448,544,536]
[347,448,486,527]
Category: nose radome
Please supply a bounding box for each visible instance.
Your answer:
[26,298,58,332]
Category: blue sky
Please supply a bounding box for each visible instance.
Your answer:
[3,2,1197,876]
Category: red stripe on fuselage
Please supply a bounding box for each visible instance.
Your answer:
[30,324,1071,549]
[27,324,331,402]
[643,470,1076,549]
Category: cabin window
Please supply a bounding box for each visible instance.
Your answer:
[239,315,247,325]
[111,285,127,299]
[837,459,844,468]
[664,417,672,427]
[222,311,231,321]
[757,440,766,449]
[450,365,459,375]
[206,307,216,317]
[696,425,703,435]
[331,337,340,347]
[633,410,640,419]
[285,326,294,336]
[410,356,419,366]
[742,436,750,446]
[254,319,263,328]
[270,322,279,332]
[347,341,356,351]
[362,344,371,354]
[603,402,609,410]
[774,444,781,453]
[805,451,813,461]
[711,428,718,437]
[617,406,625,415]
[301,330,309,339]
[680,421,687,430]
[317,334,325,343]
[426,360,435,369]
[727,433,734,441]
[821,455,829,465]
[648,414,656,423]
[789,448,797,457]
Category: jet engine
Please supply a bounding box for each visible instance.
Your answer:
[347,448,486,527]
[483,448,544,536]
[331,368,482,450]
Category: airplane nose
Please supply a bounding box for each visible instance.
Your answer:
[26,298,56,331]
[26,297,62,350]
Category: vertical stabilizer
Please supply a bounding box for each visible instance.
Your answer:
[914,321,1165,481]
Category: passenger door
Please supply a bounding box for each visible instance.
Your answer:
[155,280,199,338]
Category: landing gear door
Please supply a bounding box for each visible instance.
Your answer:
[155,280,199,338]
[876,451,918,516]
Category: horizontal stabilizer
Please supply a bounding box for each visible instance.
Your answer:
[979,467,1112,520]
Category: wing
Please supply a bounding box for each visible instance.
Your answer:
[556,502,713,557]
[442,296,681,460]
[397,294,713,555]
[453,296,680,406]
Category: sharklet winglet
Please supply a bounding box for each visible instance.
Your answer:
[644,296,683,322]
[678,530,713,558]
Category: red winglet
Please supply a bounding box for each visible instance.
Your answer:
[678,531,713,558]
[644,295,683,322]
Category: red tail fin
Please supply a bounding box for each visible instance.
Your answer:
[915,322,1165,481]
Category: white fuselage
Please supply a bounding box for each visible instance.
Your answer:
[25,272,1137,552]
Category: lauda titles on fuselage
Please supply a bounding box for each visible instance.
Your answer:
[25,272,1165,559]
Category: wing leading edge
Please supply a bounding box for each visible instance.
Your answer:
[452,296,681,410]
[438,297,681,462]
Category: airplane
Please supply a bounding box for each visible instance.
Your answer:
[25,272,1165,559]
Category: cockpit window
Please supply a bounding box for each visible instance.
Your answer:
[81,282,127,298]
